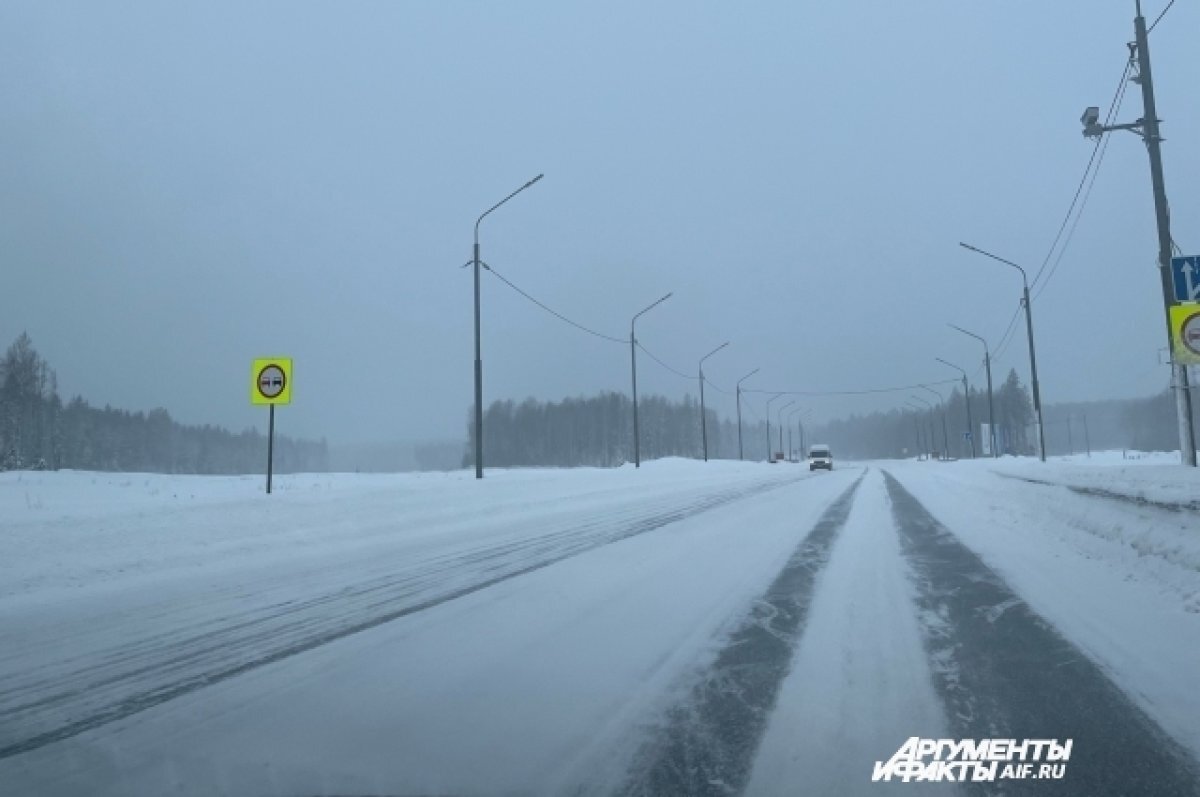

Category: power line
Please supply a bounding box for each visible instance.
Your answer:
[1034,60,1131,301]
[991,300,1026,364]
[743,377,959,397]
[485,264,626,344]
[1148,0,1177,33]
[1030,58,1132,291]
[636,341,698,381]
[702,376,731,395]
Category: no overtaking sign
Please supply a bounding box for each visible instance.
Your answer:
[251,357,292,494]
[252,358,292,405]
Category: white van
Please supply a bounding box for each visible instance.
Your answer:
[808,444,833,471]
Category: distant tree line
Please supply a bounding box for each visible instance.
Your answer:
[0,333,329,473]
[1117,387,1200,454]
[810,369,1036,460]
[811,367,1200,461]
[463,391,766,468]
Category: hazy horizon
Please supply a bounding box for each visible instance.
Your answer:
[3,1,1196,447]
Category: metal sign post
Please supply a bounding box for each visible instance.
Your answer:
[251,358,293,494]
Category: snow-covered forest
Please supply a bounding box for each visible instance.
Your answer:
[0,334,329,473]
[464,392,764,467]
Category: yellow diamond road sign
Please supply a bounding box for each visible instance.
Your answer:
[1171,305,1200,365]
[252,358,292,405]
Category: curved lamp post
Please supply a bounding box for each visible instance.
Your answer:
[765,393,785,462]
[736,368,759,461]
[905,401,928,459]
[777,400,796,459]
[909,394,937,460]
[630,293,673,468]
[698,342,730,461]
[920,384,951,461]
[471,174,543,479]
[936,357,975,458]
[959,242,1045,461]
[949,323,997,458]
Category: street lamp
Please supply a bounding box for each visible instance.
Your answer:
[698,342,730,462]
[630,293,673,468]
[1079,6,1196,466]
[949,323,998,458]
[471,173,544,479]
[798,408,813,457]
[736,368,759,461]
[777,400,796,458]
[786,407,800,460]
[765,393,785,462]
[959,242,1046,462]
[920,384,951,461]
[909,395,936,461]
[904,402,927,460]
[936,357,975,458]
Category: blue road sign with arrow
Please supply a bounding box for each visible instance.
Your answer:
[1172,256,1200,302]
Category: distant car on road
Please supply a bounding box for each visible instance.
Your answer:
[808,444,833,471]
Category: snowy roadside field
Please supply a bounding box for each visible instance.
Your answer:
[0,461,804,601]
[986,450,1200,510]
[884,454,1200,762]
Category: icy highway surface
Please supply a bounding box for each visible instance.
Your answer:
[1,455,1199,796]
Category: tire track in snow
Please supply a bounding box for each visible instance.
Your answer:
[619,471,866,797]
[0,474,805,760]
[882,470,1200,796]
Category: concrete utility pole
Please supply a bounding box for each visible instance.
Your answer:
[1136,2,1196,465]
[1081,2,1196,466]
[736,368,759,461]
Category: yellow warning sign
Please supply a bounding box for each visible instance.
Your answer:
[1170,305,1200,365]
[251,358,292,405]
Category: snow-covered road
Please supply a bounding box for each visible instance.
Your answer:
[2,457,1199,795]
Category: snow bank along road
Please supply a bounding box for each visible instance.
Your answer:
[1,458,1199,795]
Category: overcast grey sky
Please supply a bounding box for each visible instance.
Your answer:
[2,1,1196,445]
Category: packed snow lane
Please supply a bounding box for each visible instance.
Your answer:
[621,472,865,796]
[0,463,861,795]
[744,469,951,797]
[883,469,1200,796]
